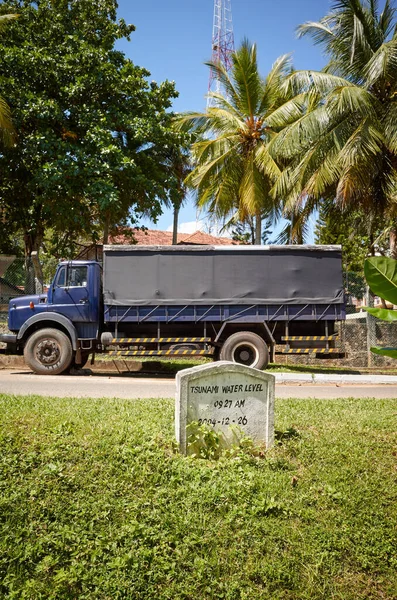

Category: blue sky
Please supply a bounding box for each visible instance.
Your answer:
[116,0,332,237]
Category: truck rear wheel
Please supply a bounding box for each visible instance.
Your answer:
[220,332,269,370]
[24,328,73,375]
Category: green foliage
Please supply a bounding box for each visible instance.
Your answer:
[371,346,397,359]
[0,394,396,599]
[365,256,397,305]
[186,421,265,460]
[187,421,224,459]
[0,0,178,256]
[0,13,17,146]
[176,41,298,244]
[365,306,397,322]
[315,204,384,273]
[273,0,397,251]
[364,256,397,358]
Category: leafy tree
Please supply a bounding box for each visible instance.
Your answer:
[0,0,177,264]
[176,40,302,244]
[0,12,17,146]
[231,221,253,244]
[314,203,389,272]
[272,0,397,255]
[231,214,275,245]
[161,136,193,245]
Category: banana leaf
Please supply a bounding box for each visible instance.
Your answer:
[371,347,397,359]
[363,306,397,322]
[364,256,397,305]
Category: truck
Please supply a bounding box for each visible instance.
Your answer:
[0,244,345,374]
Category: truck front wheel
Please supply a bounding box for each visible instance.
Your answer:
[24,328,73,375]
[220,332,269,370]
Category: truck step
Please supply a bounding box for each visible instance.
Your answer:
[281,335,338,341]
[107,349,215,357]
[281,348,343,355]
[111,337,211,344]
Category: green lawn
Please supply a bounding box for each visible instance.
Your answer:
[0,394,396,599]
[98,357,397,376]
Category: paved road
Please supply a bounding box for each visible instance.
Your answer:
[1,369,397,399]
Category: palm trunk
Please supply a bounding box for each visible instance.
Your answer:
[172,203,180,245]
[103,213,110,245]
[390,225,397,259]
[255,210,262,245]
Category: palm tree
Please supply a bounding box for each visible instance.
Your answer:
[176,40,303,244]
[271,0,397,256]
[164,144,192,244]
[0,13,18,145]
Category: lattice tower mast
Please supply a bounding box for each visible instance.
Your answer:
[198,1,235,235]
[207,0,235,108]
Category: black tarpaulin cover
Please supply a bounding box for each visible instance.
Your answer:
[103,245,344,306]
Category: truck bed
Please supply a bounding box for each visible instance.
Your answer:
[103,244,344,311]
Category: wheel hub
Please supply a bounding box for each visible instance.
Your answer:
[36,339,60,365]
[233,344,257,366]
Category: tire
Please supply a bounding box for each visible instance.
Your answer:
[24,328,73,375]
[220,332,269,370]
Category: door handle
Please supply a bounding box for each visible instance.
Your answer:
[79,298,88,304]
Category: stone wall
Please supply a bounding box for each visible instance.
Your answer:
[278,319,397,368]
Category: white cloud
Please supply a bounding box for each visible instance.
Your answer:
[166,219,233,238]
[166,220,205,234]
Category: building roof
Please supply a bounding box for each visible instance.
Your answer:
[74,229,239,260]
[109,228,238,246]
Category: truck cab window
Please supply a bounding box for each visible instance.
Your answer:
[55,266,88,288]
[56,267,66,287]
[69,266,88,287]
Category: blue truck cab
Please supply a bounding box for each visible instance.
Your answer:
[3,261,102,373]
[0,245,346,375]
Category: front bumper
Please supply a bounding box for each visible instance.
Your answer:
[0,333,17,345]
[0,333,18,353]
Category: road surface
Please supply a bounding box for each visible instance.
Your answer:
[0,369,397,399]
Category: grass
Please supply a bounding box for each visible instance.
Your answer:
[0,394,396,599]
[100,356,397,376]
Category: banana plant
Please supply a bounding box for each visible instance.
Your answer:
[364,257,397,359]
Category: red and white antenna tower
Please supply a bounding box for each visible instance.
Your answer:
[208,0,235,108]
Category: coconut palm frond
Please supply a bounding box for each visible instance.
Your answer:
[228,38,263,118]
[0,13,18,31]
[259,54,294,112]
[173,112,209,135]
[379,0,395,37]
[204,59,241,109]
[327,84,377,118]
[0,97,15,146]
[383,103,397,152]
[338,117,384,169]
[254,144,281,181]
[265,93,309,129]
[296,19,335,47]
[364,39,397,87]
[282,70,354,96]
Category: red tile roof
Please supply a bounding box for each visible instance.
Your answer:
[109,228,238,246]
[74,229,239,260]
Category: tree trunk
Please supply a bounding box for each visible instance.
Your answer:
[23,230,43,295]
[366,286,376,368]
[103,213,110,245]
[390,225,397,259]
[254,210,262,245]
[172,203,180,245]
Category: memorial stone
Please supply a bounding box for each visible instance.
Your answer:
[175,361,275,455]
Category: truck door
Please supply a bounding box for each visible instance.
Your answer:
[51,264,92,323]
